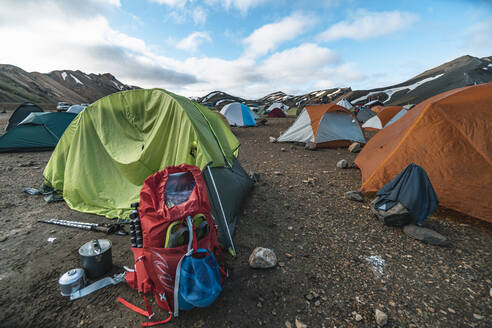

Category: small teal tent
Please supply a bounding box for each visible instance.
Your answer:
[0,112,77,152]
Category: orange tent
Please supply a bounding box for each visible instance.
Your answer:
[277,104,366,147]
[371,105,384,113]
[362,106,404,131]
[355,83,492,221]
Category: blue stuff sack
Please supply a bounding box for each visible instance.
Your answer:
[177,249,222,310]
[174,216,222,316]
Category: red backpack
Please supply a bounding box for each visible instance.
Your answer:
[118,164,222,326]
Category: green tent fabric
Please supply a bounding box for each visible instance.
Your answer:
[286,107,301,116]
[43,88,252,252]
[0,112,77,152]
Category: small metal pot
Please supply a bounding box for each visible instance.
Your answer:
[79,239,112,279]
[59,268,86,296]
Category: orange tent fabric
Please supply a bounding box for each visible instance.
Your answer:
[376,106,404,126]
[363,106,404,131]
[371,105,384,113]
[355,83,492,221]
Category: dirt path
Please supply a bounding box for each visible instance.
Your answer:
[0,117,490,327]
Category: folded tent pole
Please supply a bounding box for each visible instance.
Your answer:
[206,165,236,257]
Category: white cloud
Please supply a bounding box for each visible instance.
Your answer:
[319,10,418,41]
[243,13,317,58]
[205,0,269,13]
[93,0,121,7]
[192,7,208,25]
[149,0,185,6]
[260,43,339,80]
[0,1,197,87]
[177,32,212,52]
[461,18,492,57]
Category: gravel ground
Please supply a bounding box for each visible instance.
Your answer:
[0,114,490,328]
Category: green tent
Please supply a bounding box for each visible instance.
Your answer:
[0,112,77,152]
[43,89,252,254]
[286,107,301,116]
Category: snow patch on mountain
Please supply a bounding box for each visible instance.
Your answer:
[61,72,67,80]
[352,74,445,104]
[70,74,83,85]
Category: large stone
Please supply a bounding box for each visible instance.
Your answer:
[348,142,362,153]
[403,224,449,246]
[375,309,388,326]
[249,247,277,268]
[305,142,317,151]
[269,136,277,143]
[336,159,348,169]
[345,191,364,202]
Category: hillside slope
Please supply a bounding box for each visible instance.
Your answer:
[342,55,492,106]
[0,64,137,104]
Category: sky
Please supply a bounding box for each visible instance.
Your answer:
[0,0,491,98]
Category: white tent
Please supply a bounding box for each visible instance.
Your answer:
[220,102,256,126]
[336,99,353,110]
[67,104,87,114]
[265,102,288,113]
[362,108,408,130]
[277,104,365,146]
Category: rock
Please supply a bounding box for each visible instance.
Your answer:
[304,142,317,151]
[489,288,491,297]
[447,308,455,314]
[273,171,282,176]
[305,294,313,301]
[375,309,388,326]
[353,312,362,321]
[0,236,8,242]
[336,159,348,169]
[403,224,449,246]
[256,302,262,308]
[348,142,362,153]
[281,148,287,152]
[473,313,484,320]
[249,247,277,269]
[278,262,285,267]
[295,318,307,328]
[269,136,277,143]
[285,253,293,259]
[389,301,396,307]
[285,321,292,328]
[314,300,320,306]
[345,191,364,202]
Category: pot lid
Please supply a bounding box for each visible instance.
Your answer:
[79,239,112,256]
[59,268,85,286]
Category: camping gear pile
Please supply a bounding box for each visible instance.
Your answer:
[118,164,223,325]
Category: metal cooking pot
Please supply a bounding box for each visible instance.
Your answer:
[59,268,86,296]
[79,239,112,279]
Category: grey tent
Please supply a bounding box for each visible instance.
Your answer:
[356,108,377,123]
[6,102,43,131]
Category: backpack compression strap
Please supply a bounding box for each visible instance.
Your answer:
[118,296,172,327]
